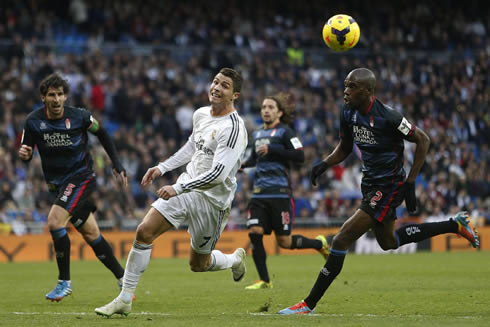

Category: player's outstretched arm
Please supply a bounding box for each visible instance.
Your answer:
[157,139,195,174]
[311,138,353,186]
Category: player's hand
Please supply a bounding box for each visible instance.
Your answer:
[404,181,417,215]
[112,165,128,188]
[18,145,33,161]
[257,144,269,156]
[310,161,328,186]
[141,166,163,186]
[157,185,177,200]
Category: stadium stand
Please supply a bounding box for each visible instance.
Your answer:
[0,0,488,234]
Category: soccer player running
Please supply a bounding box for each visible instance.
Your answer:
[242,93,329,290]
[280,68,480,314]
[95,68,248,317]
[18,73,128,301]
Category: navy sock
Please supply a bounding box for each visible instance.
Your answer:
[249,233,270,283]
[50,228,70,280]
[304,248,347,309]
[395,219,458,246]
[89,234,125,279]
[291,235,322,250]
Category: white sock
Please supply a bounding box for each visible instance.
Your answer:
[207,250,238,271]
[119,241,152,303]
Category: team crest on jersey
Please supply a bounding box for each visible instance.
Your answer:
[211,130,216,139]
[65,118,71,129]
[40,122,47,130]
[369,115,374,127]
[352,112,357,123]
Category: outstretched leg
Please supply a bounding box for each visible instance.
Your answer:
[374,212,478,250]
[279,234,330,260]
[95,208,172,317]
[280,209,374,314]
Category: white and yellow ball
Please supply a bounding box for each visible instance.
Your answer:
[322,14,360,52]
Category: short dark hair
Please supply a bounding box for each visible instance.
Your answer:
[39,73,70,96]
[265,92,295,125]
[218,68,242,93]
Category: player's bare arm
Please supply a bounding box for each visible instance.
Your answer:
[404,127,430,183]
[141,166,163,186]
[18,144,33,161]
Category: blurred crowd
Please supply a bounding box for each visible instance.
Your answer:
[0,0,488,235]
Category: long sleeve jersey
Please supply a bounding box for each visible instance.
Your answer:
[158,106,248,209]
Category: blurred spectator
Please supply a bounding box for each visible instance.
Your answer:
[0,0,488,233]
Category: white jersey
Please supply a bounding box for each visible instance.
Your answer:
[158,106,247,209]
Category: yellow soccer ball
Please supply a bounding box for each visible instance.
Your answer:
[322,14,360,52]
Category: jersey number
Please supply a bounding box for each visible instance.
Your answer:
[369,191,383,208]
[199,236,212,248]
[64,183,76,196]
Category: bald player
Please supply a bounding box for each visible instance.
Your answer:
[279,68,480,314]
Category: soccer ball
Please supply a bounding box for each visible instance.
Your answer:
[322,14,360,52]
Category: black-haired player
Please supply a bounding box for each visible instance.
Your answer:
[19,73,128,301]
[280,68,480,314]
[242,92,330,290]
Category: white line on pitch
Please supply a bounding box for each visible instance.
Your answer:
[12,311,170,316]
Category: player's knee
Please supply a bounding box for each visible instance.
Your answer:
[47,214,65,230]
[136,222,154,244]
[332,233,350,250]
[378,239,398,251]
[277,237,290,249]
[81,230,99,243]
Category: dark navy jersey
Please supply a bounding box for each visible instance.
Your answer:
[21,105,99,188]
[340,97,416,186]
[247,123,303,198]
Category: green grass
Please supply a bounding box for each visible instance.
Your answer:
[1,251,489,327]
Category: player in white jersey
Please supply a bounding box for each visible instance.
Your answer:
[95,68,248,317]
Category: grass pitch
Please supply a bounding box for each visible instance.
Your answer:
[1,251,489,327]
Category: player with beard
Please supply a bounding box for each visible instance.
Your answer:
[19,73,128,301]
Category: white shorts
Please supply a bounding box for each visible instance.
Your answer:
[152,192,229,254]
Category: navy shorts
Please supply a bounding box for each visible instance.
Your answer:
[359,182,404,224]
[49,173,97,227]
[246,197,295,235]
